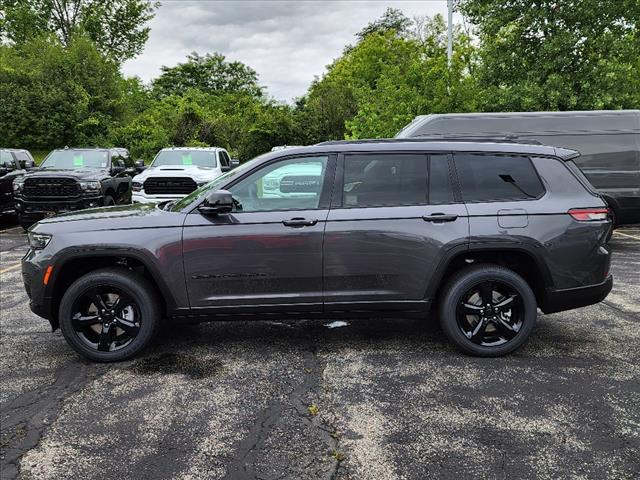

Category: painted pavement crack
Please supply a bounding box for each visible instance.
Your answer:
[223,324,340,480]
[0,361,107,479]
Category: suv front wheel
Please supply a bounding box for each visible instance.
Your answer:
[59,268,160,362]
[439,264,537,357]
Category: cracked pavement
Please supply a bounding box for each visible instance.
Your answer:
[1,222,639,479]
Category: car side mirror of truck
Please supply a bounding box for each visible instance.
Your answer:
[198,190,234,216]
[134,160,147,173]
[230,158,240,168]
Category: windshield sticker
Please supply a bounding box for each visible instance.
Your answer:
[182,154,193,165]
[73,154,84,167]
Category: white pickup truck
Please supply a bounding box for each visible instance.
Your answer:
[132,147,233,203]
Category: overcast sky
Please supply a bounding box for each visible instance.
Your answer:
[122,0,462,102]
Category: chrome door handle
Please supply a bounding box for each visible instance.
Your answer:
[422,213,458,223]
[282,218,318,227]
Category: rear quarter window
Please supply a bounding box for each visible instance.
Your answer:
[454,154,545,202]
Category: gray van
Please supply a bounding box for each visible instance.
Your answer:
[395,110,640,225]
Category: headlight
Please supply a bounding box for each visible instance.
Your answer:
[28,232,52,249]
[80,181,101,191]
[13,179,24,193]
[132,181,142,192]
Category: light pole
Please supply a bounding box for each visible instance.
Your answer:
[447,0,453,67]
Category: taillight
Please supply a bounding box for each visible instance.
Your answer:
[568,208,609,221]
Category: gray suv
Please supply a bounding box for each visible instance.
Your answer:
[22,140,613,361]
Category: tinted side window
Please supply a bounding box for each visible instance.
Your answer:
[343,154,428,207]
[429,154,454,204]
[454,154,545,202]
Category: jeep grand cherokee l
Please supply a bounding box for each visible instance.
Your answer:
[22,140,613,362]
[14,147,135,230]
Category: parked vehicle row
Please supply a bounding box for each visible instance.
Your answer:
[23,139,612,362]
[2,146,236,230]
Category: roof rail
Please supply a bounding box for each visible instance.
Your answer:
[316,136,543,146]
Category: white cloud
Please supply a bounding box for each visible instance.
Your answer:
[122,0,462,101]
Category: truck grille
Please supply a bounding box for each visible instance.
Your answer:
[24,177,80,199]
[144,177,197,195]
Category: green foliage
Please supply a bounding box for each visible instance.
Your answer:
[2,4,639,163]
[301,14,479,140]
[0,0,157,62]
[356,7,412,41]
[152,52,263,99]
[0,35,126,149]
[456,0,640,110]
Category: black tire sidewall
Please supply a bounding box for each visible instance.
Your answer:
[103,195,115,206]
[59,268,160,362]
[439,266,537,357]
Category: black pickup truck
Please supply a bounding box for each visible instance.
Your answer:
[1,148,36,217]
[13,148,136,230]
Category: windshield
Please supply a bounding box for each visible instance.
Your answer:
[1,150,14,168]
[170,154,267,211]
[152,150,217,168]
[41,150,108,169]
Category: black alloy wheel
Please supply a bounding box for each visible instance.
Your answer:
[456,280,523,347]
[59,268,160,362]
[439,264,537,356]
[71,286,141,352]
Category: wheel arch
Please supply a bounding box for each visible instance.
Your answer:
[46,247,178,329]
[427,243,554,310]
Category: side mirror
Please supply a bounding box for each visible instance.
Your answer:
[198,190,233,216]
[135,159,147,173]
[230,158,240,168]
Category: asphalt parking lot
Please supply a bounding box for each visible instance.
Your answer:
[1,224,639,480]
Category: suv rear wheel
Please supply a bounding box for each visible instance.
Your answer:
[59,268,160,362]
[439,264,537,356]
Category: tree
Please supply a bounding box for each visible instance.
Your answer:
[299,13,479,141]
[0,0,157,62]
[152,52,263,99]
[0,36,126,148]
[457,0,640,110]
[356,7,412,41]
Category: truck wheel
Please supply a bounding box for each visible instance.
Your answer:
[103,195,115,206]
[59,267,161,362]
[18,215,34,231]
[439,264,537,357]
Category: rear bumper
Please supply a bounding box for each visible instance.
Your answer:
[542,275,613,314]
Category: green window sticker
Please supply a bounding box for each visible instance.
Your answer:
[73,154,84,167]
[182,154,193,165]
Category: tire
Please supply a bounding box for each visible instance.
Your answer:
[59,267,161,362]
[103,195,115,206]
[439,264,537,357]
[18,215,34,231]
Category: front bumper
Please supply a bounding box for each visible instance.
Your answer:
[132,192,185,204]
[542,275,613,314]
[15,196,103,221]
[22,249,55,328]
